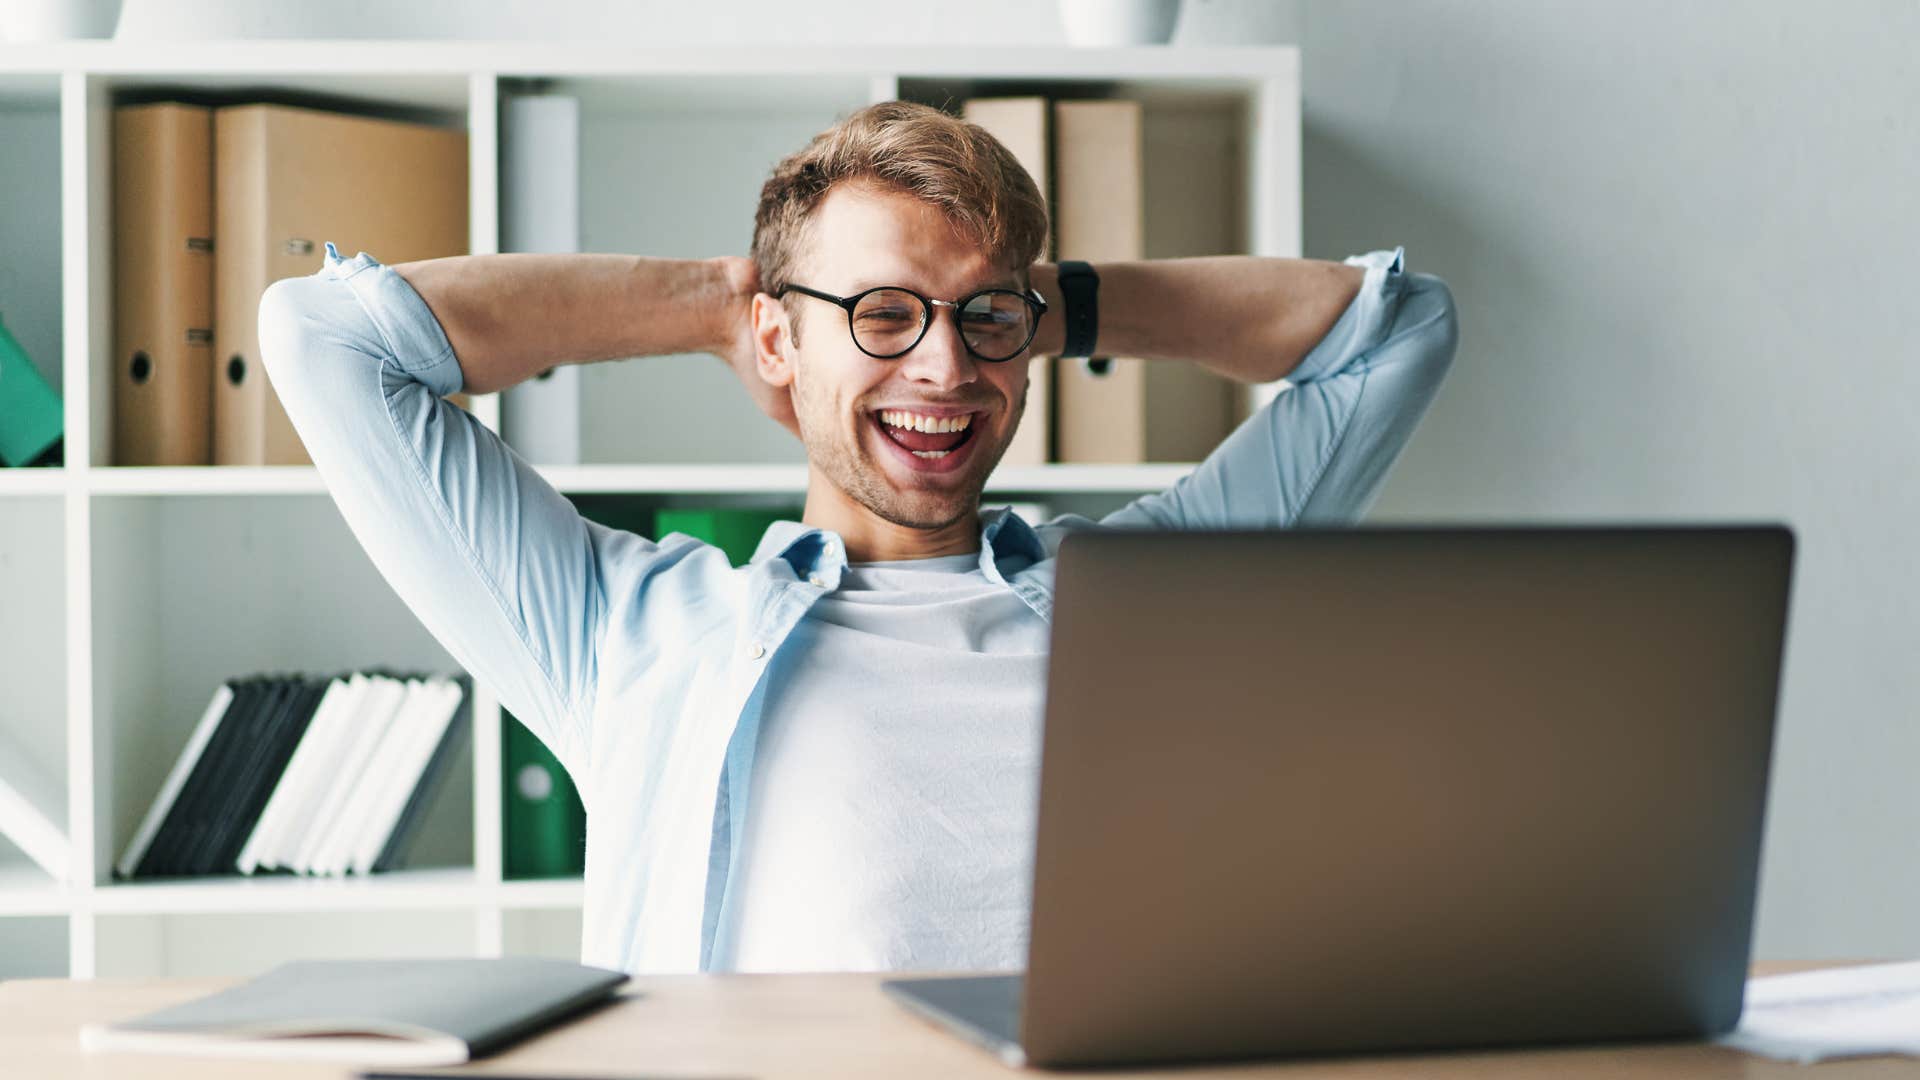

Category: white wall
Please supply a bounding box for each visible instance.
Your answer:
[83,0,1920,960]
[1297,0,1920,962]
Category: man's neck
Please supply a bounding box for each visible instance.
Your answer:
[801,473,981,563]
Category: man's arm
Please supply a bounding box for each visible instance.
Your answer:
[1025,257,1367,385]
[389,253,738,394]
[1075,248,1459,530]
[258,245,749,774]
[395,252,798,438]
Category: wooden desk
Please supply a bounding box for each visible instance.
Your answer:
[2,969,1912,1079]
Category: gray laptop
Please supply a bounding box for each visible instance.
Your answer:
[883,526,1794,1069]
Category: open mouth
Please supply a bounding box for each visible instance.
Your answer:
[868,408,982,474]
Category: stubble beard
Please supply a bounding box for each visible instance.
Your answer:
[795,367,1027,533]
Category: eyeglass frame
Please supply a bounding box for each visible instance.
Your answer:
[776,281,1049,363]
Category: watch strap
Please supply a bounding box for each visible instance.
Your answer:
[1057,260,1099,359]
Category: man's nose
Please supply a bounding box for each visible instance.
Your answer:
[895,308,978,390]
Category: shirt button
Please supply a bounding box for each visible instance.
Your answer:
[748,642,765,659]
[809,574,827,588]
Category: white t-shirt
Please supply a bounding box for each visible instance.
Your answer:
[707,551,1051,972]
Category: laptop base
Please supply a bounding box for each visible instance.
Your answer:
[881,974,1026,1068]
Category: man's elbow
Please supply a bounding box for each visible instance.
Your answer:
[256,276,319,384]
[1403,272,1460,388]
[256,272,381,394]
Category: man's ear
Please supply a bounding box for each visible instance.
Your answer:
[751,293,797,389]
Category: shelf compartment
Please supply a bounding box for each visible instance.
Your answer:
[901,73,1268,439]
[500,72,875,467]
[89,495,472,886]
[83,71,473,470]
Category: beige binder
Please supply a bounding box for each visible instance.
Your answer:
[963,96,1052,466]
[113,103,215,466]
[213,104,469,466]
[1052,100,1235,464]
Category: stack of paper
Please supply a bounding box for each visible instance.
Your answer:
[1723,960,1920,1062]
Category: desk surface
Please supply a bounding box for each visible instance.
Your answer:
[2,968,1914,1079]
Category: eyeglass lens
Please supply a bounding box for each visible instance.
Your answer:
[850,288,1033,361]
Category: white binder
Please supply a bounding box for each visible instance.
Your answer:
[500,93,583,465]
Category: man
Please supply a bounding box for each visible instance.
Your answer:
[258,101,1458,976]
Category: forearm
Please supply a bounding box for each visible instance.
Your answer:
[390,253,735,395]
[1026,257,1367,384]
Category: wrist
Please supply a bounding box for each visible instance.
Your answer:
[697,256,755,356]
[1026,262,1067,358]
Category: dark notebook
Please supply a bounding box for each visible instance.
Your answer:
[172,675,276,875]
[201,674,330,874]
[78,957,629,1066]
[134,677,263,877]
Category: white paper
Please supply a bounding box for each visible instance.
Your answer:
[1722,960,1920,1063]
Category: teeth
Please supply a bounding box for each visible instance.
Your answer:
[910,450,951,459]
[878,409,973,434]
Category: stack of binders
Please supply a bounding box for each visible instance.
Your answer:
[115,671,470,880]
[112,101,469,467]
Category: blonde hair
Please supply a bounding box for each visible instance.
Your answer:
[751,101,1049,313]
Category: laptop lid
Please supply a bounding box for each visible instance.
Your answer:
[1020,526,1794,1068]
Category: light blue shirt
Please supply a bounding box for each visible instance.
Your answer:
[256,242,1458,974]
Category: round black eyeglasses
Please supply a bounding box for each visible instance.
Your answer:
[777,282,1048,363]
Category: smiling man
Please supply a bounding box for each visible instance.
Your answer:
[258,101,1458,976]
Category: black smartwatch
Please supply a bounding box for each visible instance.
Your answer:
[1055,260,1100,360]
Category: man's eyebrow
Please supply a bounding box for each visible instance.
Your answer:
[846,275,1020,295]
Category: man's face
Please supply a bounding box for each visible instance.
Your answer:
[760,182,1030,532]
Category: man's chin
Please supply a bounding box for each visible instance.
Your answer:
[856,466,978,530]
[874,502,974,532]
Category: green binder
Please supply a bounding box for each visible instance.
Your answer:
[501,711,585,880]
[0,314,62,467]
[653,506,799,568]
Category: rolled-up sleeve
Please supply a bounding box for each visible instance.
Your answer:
[1102,246,1458,529]
[257,242,605,772]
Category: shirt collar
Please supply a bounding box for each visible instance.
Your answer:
[749,505,1046,582]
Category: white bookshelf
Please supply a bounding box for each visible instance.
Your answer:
[0,40,1300,980]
